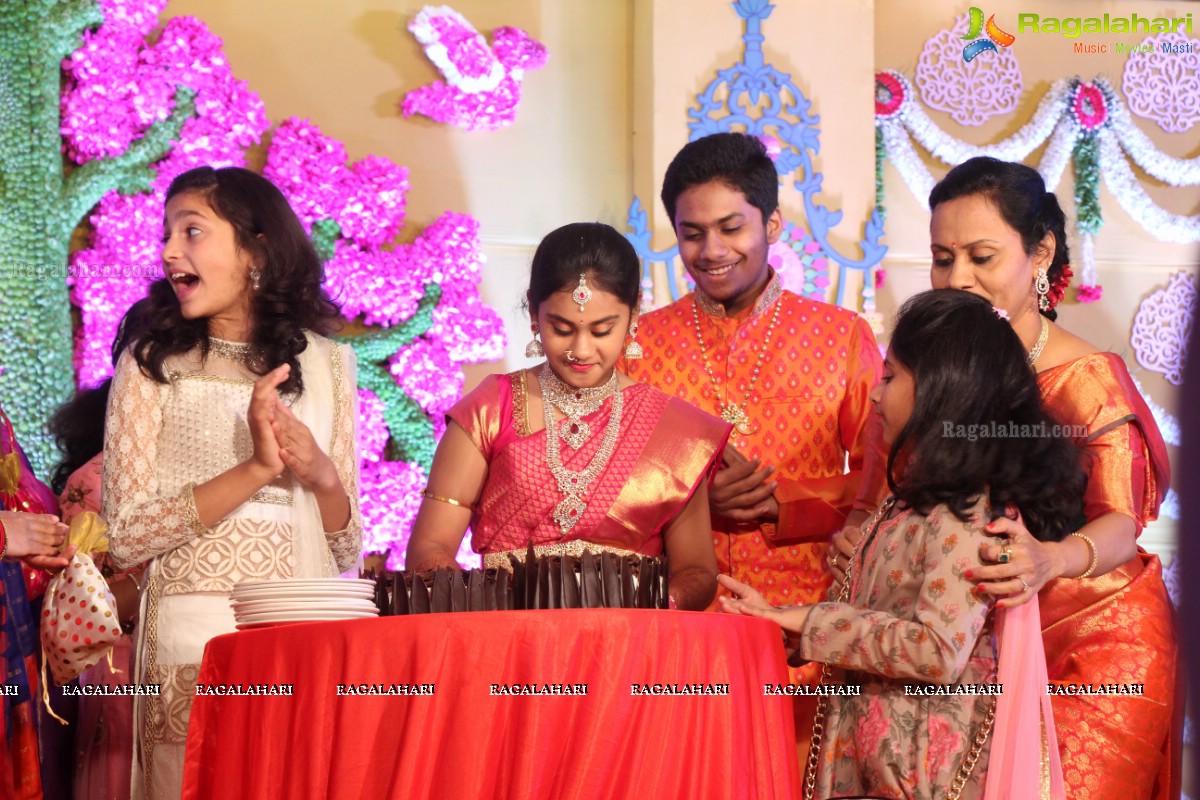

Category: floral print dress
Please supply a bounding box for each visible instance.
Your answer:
[798,497,998,799]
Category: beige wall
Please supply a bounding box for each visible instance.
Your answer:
[162,0,1195,557]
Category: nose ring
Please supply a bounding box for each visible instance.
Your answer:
[565,350,579,363]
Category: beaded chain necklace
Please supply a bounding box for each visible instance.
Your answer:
[689,297,782,437]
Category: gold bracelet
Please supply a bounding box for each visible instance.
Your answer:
[421,489,475,512]
[1069,531,1098,578]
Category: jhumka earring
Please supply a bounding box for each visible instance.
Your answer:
[1035,268,1051,312]
[250,269,262,292]
[624,319,643,360]
[572,273,592,312]
[524,322,545,358]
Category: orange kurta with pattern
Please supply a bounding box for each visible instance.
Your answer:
[625,277,886,619]
[1036,353,1180,800]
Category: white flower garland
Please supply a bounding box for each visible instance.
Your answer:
[1038,118,1079,191]
[903,80,1068,164]
[1078,232,1097,293]
[879,73,1200,249]
[1098,129,1200,243]
[1108,89,1200,185]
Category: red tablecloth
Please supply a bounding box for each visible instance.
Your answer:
[182,609,800,799]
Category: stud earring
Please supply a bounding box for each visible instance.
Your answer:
[1035,268,1051,312]
[624,320,643,360]
[524,323,545,358]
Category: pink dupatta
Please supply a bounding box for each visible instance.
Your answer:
[986,596,1065,799]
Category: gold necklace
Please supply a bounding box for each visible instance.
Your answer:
[538,365,621,450]
[690,297,782,437]
[1027,316,1049,366]
[539,365,625,534]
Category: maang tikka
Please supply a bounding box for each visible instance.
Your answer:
[572,273,592,312]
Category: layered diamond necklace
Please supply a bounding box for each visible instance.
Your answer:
[538,364,624,534]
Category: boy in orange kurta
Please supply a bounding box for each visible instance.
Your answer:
[623,132,886,652]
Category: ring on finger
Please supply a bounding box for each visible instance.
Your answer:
[1019,577,1030,592]
[998,543,1013,564]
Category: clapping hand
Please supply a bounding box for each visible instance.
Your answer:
[270,393,339,493]
[248,365,288,479]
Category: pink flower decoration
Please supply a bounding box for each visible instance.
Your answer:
[874,71,907,118]
[97,0,169,38]
[62,6,505,572]
[1073,83,1108,130]
[359,460,427,565]
[388,339,463,439]
[359,459,479,570]
[358,389,390,464]
[401,8,549,132]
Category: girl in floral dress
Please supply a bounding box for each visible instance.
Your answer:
[721,290,1085,800]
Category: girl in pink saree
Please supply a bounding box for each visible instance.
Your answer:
[406,223,730,610]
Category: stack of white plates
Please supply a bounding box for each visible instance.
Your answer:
[231,578,379,630]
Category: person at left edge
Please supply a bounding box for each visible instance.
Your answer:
[0,404,72,800]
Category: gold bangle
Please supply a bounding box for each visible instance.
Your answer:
[421,489,475,512]
[1069,532,1098,578]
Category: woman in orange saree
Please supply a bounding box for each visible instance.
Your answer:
[406,222,730,610]
[925,157,1179,799]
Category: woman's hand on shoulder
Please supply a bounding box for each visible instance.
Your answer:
[968,508,1062,608]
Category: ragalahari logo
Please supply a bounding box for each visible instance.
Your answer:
[962,7,1016,61]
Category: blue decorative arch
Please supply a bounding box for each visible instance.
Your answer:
[626,0,886,308]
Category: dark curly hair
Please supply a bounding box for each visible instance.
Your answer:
[660,132,779,228]
[526,222,640,313]
[886,290,1086,539]
[929,156,1071,321]
[132,166,341,394]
